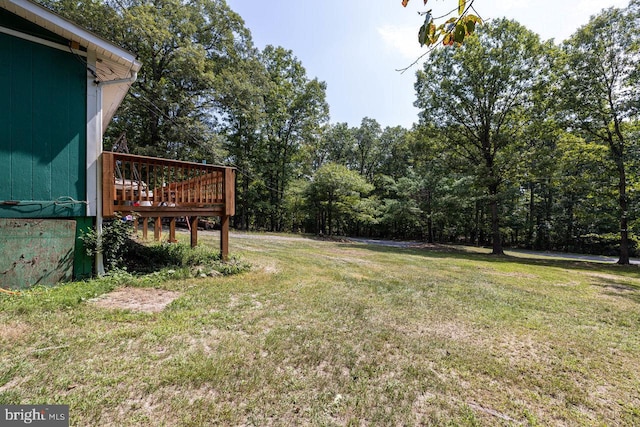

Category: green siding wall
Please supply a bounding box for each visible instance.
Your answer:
[0,31,87,218]
[0,218,77,289]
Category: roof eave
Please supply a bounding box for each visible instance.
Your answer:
[0,0,141,75]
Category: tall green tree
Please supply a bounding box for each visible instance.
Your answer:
[560,2,640,264]
[304,123,356,173]
[378,126,411,180]
[114,0,253,159]
[353,118,383,182]
[259,46,329,231]
[216,54,269,230]
[554,135,617,250]
[415,19,548,254]
[306,163,373,236]
[41,0,253,160]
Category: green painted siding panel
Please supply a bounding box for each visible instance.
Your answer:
[33,49,52,200]
[0,218,76,289]
[0,35,11,197]
[0,31,87,217]
[9,41,32,201]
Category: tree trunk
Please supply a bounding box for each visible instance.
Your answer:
[527,183,534,248]
[489,183,504,255]
[565,199,574,252]
[617,159,630,264]
[472,200,480,246]
[426,190,434,243]
[610,116,629,264]
[242,177,250,230]
[327,196,333,236]
[544,182,553,250]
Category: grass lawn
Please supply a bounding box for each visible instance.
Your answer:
[1,231,640,426]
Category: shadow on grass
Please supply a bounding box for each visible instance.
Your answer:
[339,241,640,281]
[122,239,185,274]
[343,241,640,304]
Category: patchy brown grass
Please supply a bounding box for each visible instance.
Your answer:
[1,231,639,425]
[0,321,30,343]
[90,287,181,313]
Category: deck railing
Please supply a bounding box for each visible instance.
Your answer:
[102,152,235,257]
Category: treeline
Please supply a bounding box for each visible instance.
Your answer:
[42,0,640,261]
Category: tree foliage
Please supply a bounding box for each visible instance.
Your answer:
[560,2,640,264]
[402,0,482,47]
[306,163,373,236]
[36,0,640,260]
[415,19,549,254]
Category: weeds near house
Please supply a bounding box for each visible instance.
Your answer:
[81,214,134,270]
[122,240,250,277]
[1,232,639,425]
[82,218,250,277]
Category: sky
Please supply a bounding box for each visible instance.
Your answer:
[226,0,629,130]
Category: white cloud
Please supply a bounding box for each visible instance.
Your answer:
[377,24,426,61]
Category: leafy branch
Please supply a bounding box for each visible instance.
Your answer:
[397,0,482,73]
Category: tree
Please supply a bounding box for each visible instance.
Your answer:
[41,0,253,160]
[560,2,640,264]
[554,135,617,252]
[303,123,357,173]
[353,118,383,182]
[259,46,329,231]
[306,163,373,236]
[217,54,269,230]
[112,0,252,159]
[415,19,549,254]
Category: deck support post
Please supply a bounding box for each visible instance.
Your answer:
[169,217,177,243]
[142,217,148,240]
[133,217,139,236]
[190,216,198,247]
[220,215,229,261]
[154,217,162,241]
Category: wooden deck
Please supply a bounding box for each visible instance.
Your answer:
[102,152,235,258]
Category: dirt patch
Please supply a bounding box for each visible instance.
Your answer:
[0,321,30,343]
[90,288,181,313]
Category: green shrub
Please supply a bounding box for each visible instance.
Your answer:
[81,218,250,277]
[123,242,250,276]
[81,214,134,270]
